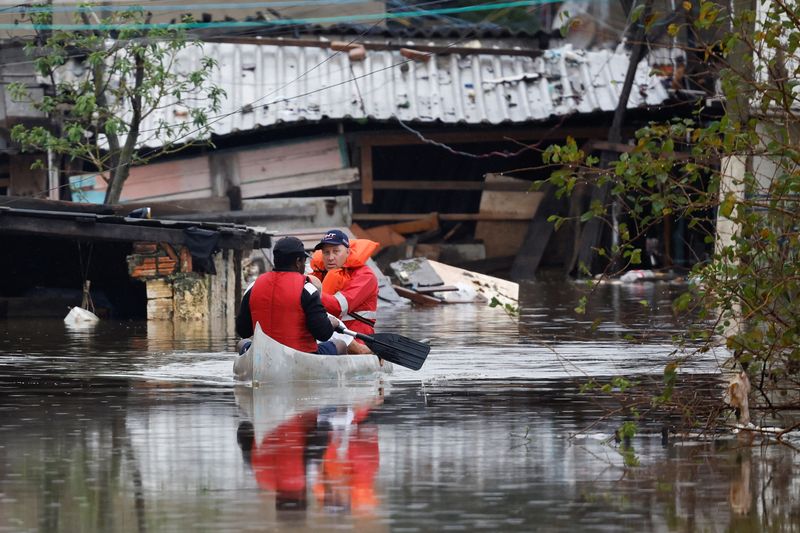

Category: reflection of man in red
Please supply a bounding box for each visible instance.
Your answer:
[236,403,381,514]
[251,412,319,510]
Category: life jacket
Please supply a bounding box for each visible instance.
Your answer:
[249,271,318,353]
[310,239,379,336]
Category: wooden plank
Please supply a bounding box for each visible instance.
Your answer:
[353,213,532,222]
[92,156,213,202]
[569,182,611,276]
[0,196,113,214]
[414,285,459,293]
[475,174,543,259]
[121,197,231,217]
[0,210,257,249]
[428,260,519,307]
[348,180,534,191]
[388,213,439,234]
[351,223,406,251]
[510,184,563,281]
[391,285,442,306]
[239,168,358,198]
[161,206,316,222]
[238,136,348,196]
[340,180,531,191]
[361,143,374,205]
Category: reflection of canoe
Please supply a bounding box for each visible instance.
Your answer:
[234,381,385,440]
[233,323,393,384]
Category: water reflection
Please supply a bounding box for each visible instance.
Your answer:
[0,281,796,532]
[0,378,798,532]
[234,384,384,520]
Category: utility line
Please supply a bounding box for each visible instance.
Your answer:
[1,0,378,15]
[0,0,565,30]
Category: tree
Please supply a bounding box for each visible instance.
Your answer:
[8,4,225,204]
[543,0,800,433]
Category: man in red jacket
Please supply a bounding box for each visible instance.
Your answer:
[236,236,344,355]
[308,230,379,355]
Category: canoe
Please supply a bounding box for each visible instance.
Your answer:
[233,323,393,384]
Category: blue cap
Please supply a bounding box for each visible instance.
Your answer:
[314,229,350,250]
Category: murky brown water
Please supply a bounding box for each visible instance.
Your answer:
[1,281,798,532]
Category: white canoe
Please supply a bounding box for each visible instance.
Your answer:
[233,323,393,384]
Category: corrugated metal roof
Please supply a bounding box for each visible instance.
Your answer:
[132,42,671,148]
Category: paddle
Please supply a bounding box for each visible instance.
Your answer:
[335,324,430,371]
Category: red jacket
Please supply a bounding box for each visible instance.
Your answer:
[251,412,318,495]
[311,239,379,337]
[249,271,318,352]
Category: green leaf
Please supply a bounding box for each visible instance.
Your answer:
[720,192,736,218]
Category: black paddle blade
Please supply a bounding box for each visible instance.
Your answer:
[364,333,430,371]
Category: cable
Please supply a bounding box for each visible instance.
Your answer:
[1,0,378,15]
[7,0,604,199]
[0,0,566,31]
[7,4,396,199]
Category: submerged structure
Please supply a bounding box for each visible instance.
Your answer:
[0,198,269,332]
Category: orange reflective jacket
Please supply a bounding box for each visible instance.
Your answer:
[311,239,379,336]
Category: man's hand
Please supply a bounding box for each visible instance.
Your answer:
[347,341,373,355]
[306,275,322,290]
[328,315,340,330]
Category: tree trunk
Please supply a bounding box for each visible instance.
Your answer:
[104,164,130,205]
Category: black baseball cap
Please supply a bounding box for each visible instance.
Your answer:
[273,236,310,258]
[314,229,350,250]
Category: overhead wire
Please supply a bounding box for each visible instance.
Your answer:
[6,0,646,198]
[1,0,379,15]
[0,0,567,31]
[11,0,489,199]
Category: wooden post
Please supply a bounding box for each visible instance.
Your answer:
[510,184,562,281]
[360,142,374,205]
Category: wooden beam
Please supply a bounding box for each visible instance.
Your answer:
[361,144,374,205]
[207,36,544,58]
[392,285,442,306]
[0,208,259,249]
[510,184,562,281]
[341,179,534,191]
[352,212,532,222]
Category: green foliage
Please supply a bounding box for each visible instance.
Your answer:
[10,3,224,203]
[489,297,520,317]
[543,0,800,421]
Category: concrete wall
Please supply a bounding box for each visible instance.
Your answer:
[143,249,241,337]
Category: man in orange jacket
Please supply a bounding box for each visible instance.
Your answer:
[308,230,379,355]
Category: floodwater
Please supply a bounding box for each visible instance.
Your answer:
[1,281,798,532]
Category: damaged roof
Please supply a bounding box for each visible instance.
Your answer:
[131,42,672,148]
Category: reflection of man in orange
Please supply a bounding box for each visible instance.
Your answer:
[236,402,381,514]
[312,406,380,514]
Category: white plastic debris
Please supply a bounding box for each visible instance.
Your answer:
[64,306,100,327]
[620,269,657,283]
